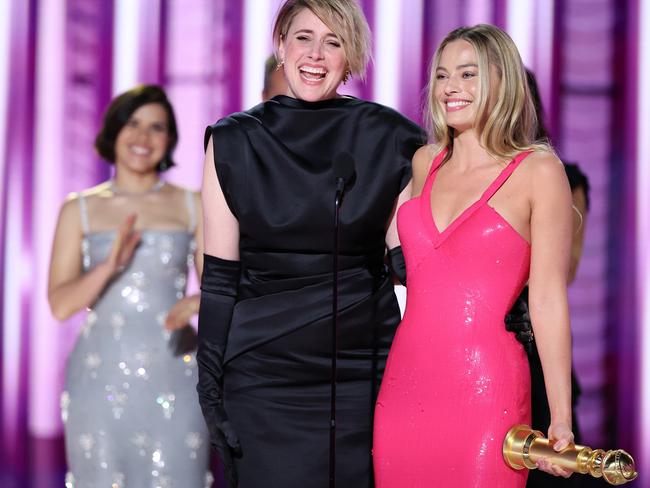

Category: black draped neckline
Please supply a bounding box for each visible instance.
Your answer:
[208,94,426,257]
[270,94,360,110]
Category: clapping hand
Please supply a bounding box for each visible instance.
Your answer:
[106,214,141,275]
[165,295,199,331]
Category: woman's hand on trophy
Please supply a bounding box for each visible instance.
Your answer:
[549,422,574,451]
[536,422,574,477]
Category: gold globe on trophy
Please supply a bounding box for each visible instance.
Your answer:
[503,425,638,485]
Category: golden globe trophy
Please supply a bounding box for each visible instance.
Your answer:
[503,425,638,485]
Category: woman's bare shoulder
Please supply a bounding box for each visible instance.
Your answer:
[72,181,113,200]
[163,182,199,195]
[413,144,438,175]
[520,150,570,201]
[414,144,437,164]
[60,182,107,208]
[521,150,566,183]
[411,144,438,196]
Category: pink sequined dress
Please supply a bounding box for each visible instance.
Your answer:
[373,150,533,487]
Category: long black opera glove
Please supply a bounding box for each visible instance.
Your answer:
[197,254,242,488]
[387,246,407,286]
[505,287,534,353]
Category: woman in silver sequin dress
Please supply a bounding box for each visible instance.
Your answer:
[48,85,211,487]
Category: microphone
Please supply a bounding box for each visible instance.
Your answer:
[332,151,356,196]
[329,151,356,488]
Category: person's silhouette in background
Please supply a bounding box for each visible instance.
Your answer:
[261,55,289,101]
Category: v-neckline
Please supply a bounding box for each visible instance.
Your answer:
[420,152,526,247]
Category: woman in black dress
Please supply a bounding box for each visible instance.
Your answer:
[196,1,425,487]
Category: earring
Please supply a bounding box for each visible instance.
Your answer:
[276,60,284,71]
[342,70,351,85]
[157,158,170,172]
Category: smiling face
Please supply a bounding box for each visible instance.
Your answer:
[114,103,170,176]
[434,39,499,135]
[278,8,347,102]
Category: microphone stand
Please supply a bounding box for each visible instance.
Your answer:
[329,178,345,488]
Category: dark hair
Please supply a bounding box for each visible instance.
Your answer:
[525,68,549,143]
[94,84,178,172]
[263,55,280,95]
[523,70,591,210]
[564,162,591,211]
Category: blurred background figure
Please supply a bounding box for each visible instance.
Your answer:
[261,55,289,101]
[565,164,589,285]
[48,85,211,487]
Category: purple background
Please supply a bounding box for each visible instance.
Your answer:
[0,0,647,486]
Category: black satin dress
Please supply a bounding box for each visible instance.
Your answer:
[205,95,425,488]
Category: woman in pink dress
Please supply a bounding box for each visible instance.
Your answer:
[373,24,574,487]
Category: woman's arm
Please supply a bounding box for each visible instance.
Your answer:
[165,191,204,331]
[410,145,435,199]
[386,144,434,248]
[527,152,574,475]
[47,197,140,320]
[202,137,239,259]
[385,145,434,285]
[196,135,242,485]
[385,181,412,285]
[193,190,205,276]
[385,181,412,250]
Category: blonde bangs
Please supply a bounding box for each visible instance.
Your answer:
[273,0,371,80]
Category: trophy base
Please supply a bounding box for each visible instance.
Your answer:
[503,424,543,470]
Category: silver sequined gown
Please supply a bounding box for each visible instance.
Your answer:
[62,195,211,488]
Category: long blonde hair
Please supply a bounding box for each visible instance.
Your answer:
[425,24,550,162]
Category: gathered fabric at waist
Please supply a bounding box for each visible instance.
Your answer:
[238,249,385,296]
[224,249,394,364]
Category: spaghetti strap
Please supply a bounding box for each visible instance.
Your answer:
[78,194,90,234]
[422,149,448,196]
[184,189,196,232]
[480,151,533,204]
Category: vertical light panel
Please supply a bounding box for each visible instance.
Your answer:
[242,0,277,109]
[1,142,24,443]
[0,0,10,191]
[531,0,555,113]
[2,0,34,456]
[506,0,534,66]
[30,0,66,437]
[113,0,140,95]
[138,0,163,84]
[465,0,493,25]
[638,0,650,474]
[373,0,401,109]
[398,0,424,122]
[560,1,613,446]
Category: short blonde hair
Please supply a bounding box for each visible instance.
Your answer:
[272,0,371,80]
[425,24,549,161]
